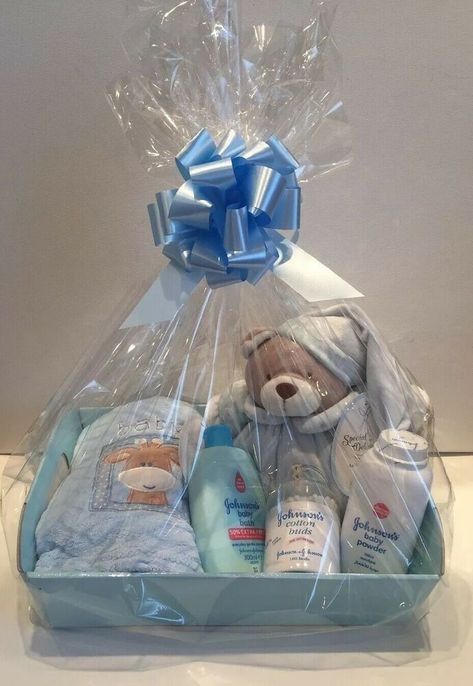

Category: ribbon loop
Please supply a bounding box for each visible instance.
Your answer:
[189,158,237,193]
[168,181,213,230]
[269,186,301,231]
[266,136,299,174]
[216,130,246,159]
[148,129,301,288]
[243,166,286,226]
[223,206,249,254]
[175,128,217,179]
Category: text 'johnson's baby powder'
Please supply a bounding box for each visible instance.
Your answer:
[341,429,432,574]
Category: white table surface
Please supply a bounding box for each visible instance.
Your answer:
[1,455,472,685]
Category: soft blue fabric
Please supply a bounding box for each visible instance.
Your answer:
[35,397,203,574]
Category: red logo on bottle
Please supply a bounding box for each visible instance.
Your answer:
[235,471,246,492]
[373,502,390,519]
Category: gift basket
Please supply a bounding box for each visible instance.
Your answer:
[1,0,453,634]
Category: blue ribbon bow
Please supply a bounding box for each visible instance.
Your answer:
[148,128,301,288]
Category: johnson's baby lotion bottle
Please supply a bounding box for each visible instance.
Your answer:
[341,429,432,574]
[188,424,266,573]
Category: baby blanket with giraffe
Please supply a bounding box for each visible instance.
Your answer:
[35,397,203,574]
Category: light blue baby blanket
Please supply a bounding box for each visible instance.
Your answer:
[35,397,203,574]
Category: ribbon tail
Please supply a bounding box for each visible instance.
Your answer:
[120,263,204,328]
[272,240,364,303]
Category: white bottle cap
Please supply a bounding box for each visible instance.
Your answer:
[374,429,429,466]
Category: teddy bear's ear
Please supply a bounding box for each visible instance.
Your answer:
[242,328,277,359]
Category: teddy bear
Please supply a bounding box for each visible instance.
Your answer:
[205,303,430,503]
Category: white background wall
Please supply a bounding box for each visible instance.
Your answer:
[1,0,472,453]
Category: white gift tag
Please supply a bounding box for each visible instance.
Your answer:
[120,264,203,329]
[331,393,378,496]
[273,240,364,303]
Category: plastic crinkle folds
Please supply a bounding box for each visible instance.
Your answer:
[1,0,453,666]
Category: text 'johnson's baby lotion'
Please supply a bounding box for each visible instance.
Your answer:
[341,430,432,574]
[188,424,266,573]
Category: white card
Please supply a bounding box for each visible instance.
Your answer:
[330,393,378,496]
[120,264,203,329]
[273,240,363,303]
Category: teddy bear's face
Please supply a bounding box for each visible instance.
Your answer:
[245,335,348,417]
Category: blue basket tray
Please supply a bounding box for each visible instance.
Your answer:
[19,408,444,628]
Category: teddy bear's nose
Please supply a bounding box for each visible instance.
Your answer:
[276,382,298,400]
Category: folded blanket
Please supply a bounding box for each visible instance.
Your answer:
[35,397,203,574]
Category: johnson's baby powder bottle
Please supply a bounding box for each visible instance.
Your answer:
[341,429,432,574]
[264,463,340,574]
